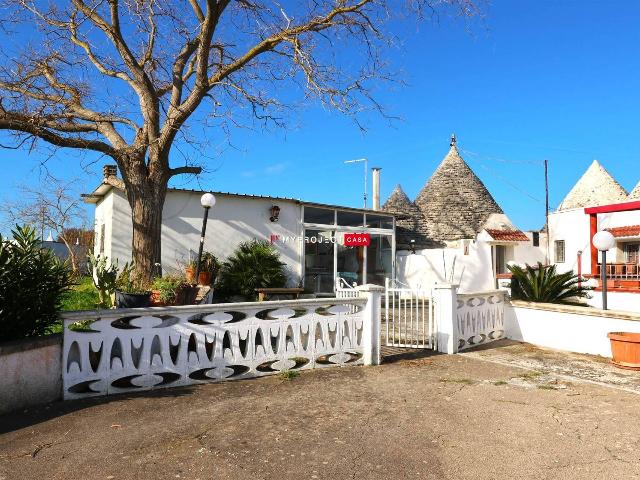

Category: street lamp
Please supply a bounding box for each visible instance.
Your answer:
[195,193,216,284]
[592,230,615,310]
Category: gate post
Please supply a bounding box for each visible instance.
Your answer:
[356,284,384,365]
[433,283,459,354]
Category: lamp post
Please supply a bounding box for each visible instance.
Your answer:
[195,193,216,285]
[592,230,615,310]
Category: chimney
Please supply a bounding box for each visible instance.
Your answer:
[372,167,381,211]
[103,164,117,179]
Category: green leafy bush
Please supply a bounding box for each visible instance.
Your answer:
[200,251,220,274]
[0,225,73,342]
[217,240,287,300]
[152,275,188,304]
[115,262,150,294]
[508,262,593,304]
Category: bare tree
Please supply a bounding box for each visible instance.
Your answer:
[0,0,479,281]
[1,176,90,274]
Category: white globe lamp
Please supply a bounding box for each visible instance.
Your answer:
[592,230,615,310]
[194,192,216,286]
[200,192,216,209]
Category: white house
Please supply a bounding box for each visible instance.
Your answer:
[545,160,640,311]
[83,166,396,294]
[382,136,546,293]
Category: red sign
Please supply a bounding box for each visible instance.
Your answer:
[343,233,370,246]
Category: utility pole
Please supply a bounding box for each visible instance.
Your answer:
[344,158,368,209]
[544,159,550,264]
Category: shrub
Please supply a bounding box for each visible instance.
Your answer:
[508,262,593,304]
[152,275,188,304]
[0,225,73,342]
[217,240,287,300]
[115,262,150,294]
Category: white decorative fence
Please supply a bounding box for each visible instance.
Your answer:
[456,290,506,351]
[62,295,378,400]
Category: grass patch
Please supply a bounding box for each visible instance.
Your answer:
[439,377,474,385]
[493,380,508,386]
[60,276,100,312]
[514,371,543,380]
[537,384,558,390]
[279,370,300,381]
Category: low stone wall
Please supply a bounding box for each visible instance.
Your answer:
[505,301,640,357]
[0,334,62,415]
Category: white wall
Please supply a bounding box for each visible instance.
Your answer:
[586,290,640,312]
[396,239,494,293]
[513,232,547,266]
[102,190,304,286]
[505,301,640,358]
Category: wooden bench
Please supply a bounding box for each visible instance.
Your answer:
[255,287,305,302]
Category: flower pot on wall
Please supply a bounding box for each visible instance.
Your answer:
[608,332,640,370]
[175,285,199,306]
[115,291,151,309]
[185,266,196,284]
[198,271,213,286]
[150,290,166,307]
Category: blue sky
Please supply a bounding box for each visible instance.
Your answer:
[1,0,639,232]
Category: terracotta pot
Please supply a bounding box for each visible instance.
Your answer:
[608,332,640,370]
[198,271,213,286]
[150,290,166,307]
[185,265,196,283]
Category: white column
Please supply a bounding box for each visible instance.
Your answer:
[356,284,384,365]
[433,283,459,354]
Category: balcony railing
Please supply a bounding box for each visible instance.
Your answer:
[597,263,640,280]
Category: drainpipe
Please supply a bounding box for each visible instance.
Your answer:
[372,167,381,211]
[577,250,582,288]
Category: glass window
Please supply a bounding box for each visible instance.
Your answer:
[625,243,639,264]
[365,213,394,229]
[303,230,335,293]
[336,236,364,287]
[337,210,364,227]
[555,240,565,263]
[304,207,335,225]
[367,234,393,286]
[99,224,105,254]
[532,231,540,247]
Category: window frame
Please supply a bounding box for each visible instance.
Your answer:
[554,240,565,263]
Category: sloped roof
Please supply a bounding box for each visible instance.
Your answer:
[557,160,628,211]
[382,185,440,248]
[485,229,529,242]
[605,225,640,238]
[414,139,503,242]
[628,182,640,200]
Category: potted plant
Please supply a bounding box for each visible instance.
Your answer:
[115,262,151,308]
[198,251,220,286]
[151,275,189,306]
[185,259,197,284]
[608,332,640,370]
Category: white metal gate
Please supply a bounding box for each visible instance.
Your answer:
[384,279,435,349]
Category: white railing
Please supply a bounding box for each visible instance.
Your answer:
[62,295,380,400]
[384,278,435,349]
[456,290,505,351]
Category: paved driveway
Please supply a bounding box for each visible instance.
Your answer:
[2,344,640,480]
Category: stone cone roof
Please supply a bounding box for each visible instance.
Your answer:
[628,181,640,200]
[382,185,440,248]
[557,160,628,210]
[414,143,503,242]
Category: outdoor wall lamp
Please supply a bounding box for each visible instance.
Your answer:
[269,205,281,222]
[410,239,416,254]
[195,193,216,284]
[593,230,615,310]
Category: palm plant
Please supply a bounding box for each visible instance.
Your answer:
[508,262,593,304]
[217,240,287,300]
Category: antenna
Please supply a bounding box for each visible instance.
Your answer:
[344,158,368,209]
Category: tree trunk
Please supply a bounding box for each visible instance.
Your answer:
[126,170,168,285]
